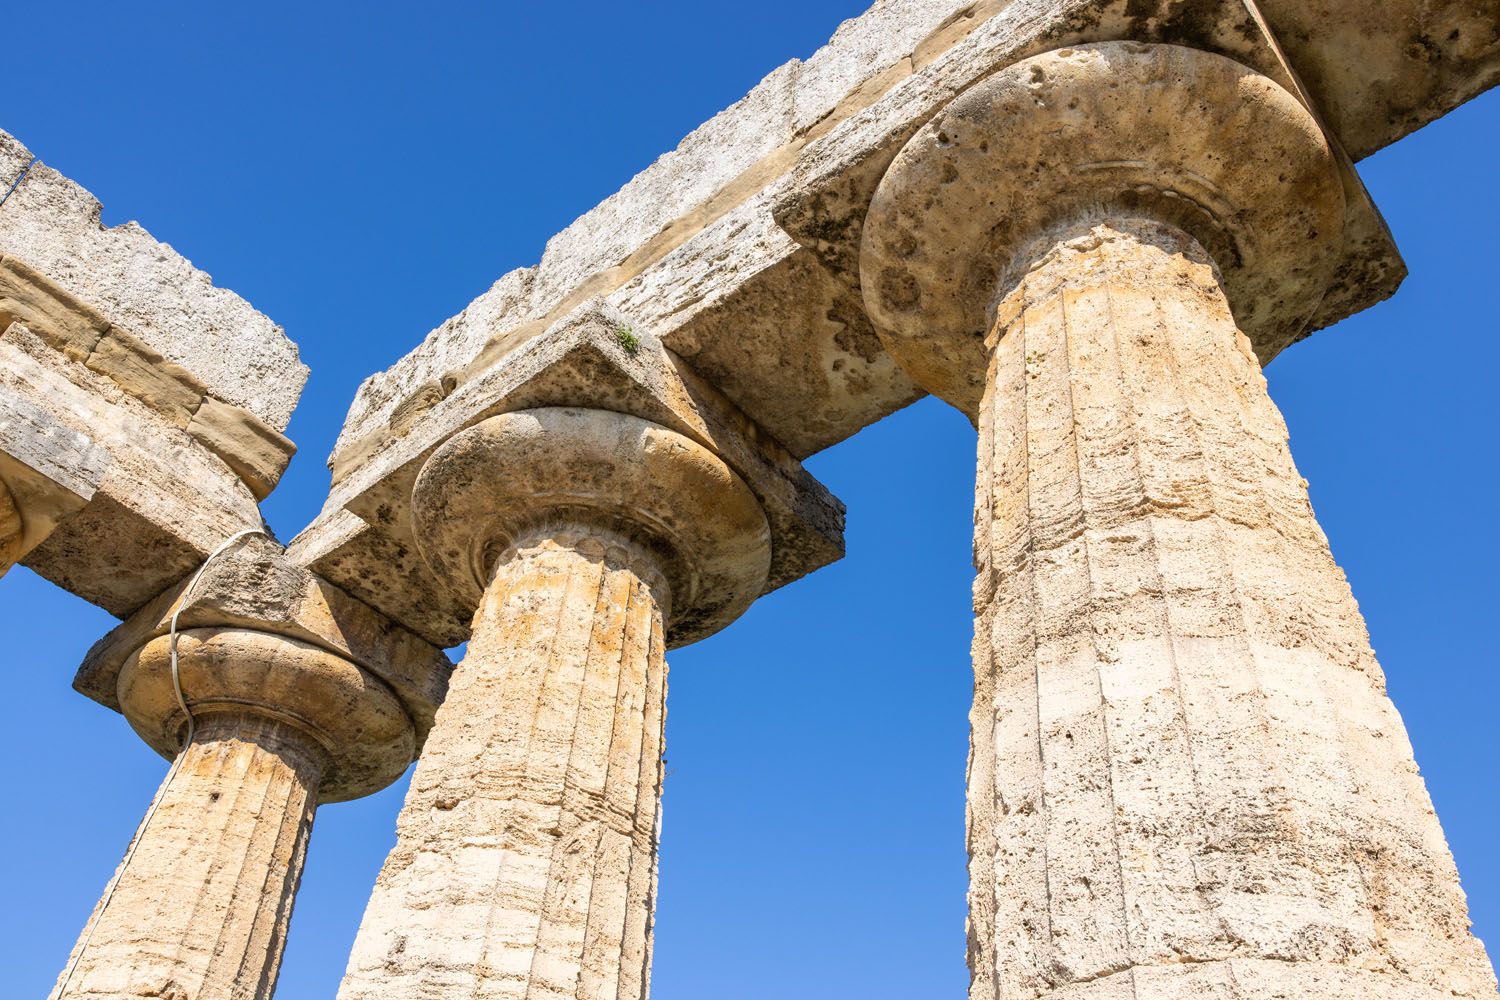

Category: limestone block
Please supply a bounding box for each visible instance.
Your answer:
[186,397,297,501]
[1,254,298,501]
[0,255,108,362]
[0,322,264,615]
[294,299,844,648]
[1256,0,1499,159]
[0,357,111,562]
[320,1,993,475]
[0,129,306,430]
[83,328,206,427]
[75,533,452,746]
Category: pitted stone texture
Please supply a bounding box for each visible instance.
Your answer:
[324,2,978,469]
[298,300,839,650]
[1,321,261,615]
[0,257,297,501]
[52,714,323,1000]
[76,535,453,748]
[411,407,772,647]
[338,528,670,1000]
[56,629,416,1000]
[965,218,1496,1000]
[119,629,416,803]
[0,129,306,430]
[1035,958,1492,999]
[859,42,1345,417]
[341,409,767,998]
[323,0,1487,481]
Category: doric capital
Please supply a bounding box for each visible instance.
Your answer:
[76,533,453,746]
[412,406,772,647]
[296,299,843,650]
[860,41,1346,417]
[118,628,416,803]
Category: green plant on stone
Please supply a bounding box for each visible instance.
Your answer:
[613,322,641,355]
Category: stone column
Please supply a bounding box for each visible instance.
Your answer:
[54,628,414,1000]
[0,475,20,576]
[338,407,771,1000]
[861,42,1498,1000]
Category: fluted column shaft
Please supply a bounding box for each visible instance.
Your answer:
[340,524,670,1000]
[966,216,1496,999]
[54,714,324,1000]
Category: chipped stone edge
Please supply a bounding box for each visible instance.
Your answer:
[0,256,296,500]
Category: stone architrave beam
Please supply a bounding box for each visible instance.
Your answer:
[317,0,1493,494]
[0,319,267,612]
[0,129,306,429]
[1,129,308,614]
[0,373,110,576]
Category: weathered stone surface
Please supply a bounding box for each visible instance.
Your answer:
[1,321,262,614]
[7,4,1495,996]
[859,42,1345,416]
[337,408,769,998]
[0,475,21,574]
[0,254,109,362]
[776,2,1406,361]
[1256,0,1500,159]
[323,1,971,467]
[294,301,839,648]
[322,0,1493,495]
[54,628,417,1000]
[339,530,670,1000]
[185,397,297,502]
[120,629,416,803]
[58,631,412,1000]
[964,216,1496,999]
[1,255,298,501]
[76,533,453,745]
[411,408,772,647]
[0,359,110,566]
[0,129,307,430]
[858,39,1496,998]
[52,714,324,1000]
[83,327,206,426]
[1,234,302,610]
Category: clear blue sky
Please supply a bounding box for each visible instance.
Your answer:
[1,4,1495,997]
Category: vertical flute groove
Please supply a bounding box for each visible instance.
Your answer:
[53,715,324,1000]
[968,217,1497,999]
[339,526,671,1000]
